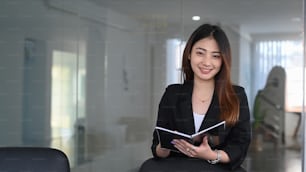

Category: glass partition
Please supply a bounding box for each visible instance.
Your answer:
[0,0,304,171]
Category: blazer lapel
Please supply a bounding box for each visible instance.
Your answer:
[177,81,195,135]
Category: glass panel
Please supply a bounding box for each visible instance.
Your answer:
[0,0,303,171]
[51,50,77,165]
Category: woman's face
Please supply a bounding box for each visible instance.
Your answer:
[189,37,222,82]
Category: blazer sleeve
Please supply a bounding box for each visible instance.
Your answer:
[151,85,178,158]
[223,87,251,170]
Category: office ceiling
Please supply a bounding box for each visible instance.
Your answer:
[89,0,303,35]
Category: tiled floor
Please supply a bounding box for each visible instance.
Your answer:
[244,139,302,172]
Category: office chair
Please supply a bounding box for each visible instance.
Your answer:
[0,147,70,172]
[252,66,286,151]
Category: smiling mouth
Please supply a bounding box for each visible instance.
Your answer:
[199,68,212,74]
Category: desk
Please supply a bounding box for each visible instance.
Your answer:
[139,157,246,172]
[292,112,301,139]
[286,106,304,139]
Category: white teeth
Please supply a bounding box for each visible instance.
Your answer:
[199,68,210,73]
[200,68,210,71]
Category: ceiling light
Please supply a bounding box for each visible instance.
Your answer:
[291,17,301,22]
[192,16,200,21]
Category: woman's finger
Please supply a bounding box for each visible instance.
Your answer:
[174,142,197,157]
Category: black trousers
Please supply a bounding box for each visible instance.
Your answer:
[139,157,246,172]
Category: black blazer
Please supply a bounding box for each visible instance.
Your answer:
[151,81,251,170]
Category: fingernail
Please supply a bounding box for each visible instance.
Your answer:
[171,140,175,144]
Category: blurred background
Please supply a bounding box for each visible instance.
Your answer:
[0,0,304,171]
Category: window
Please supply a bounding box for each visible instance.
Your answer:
[166,39,186,85]
[253,39,303,111]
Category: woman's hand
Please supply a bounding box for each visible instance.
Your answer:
[173,136,230,163]
[172,135,215,159]
[156,143,170,158]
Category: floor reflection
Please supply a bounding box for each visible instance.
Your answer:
[245,140,301,172]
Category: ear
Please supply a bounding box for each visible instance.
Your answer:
[188,55,191,60]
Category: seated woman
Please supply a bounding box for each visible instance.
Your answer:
[140,23,251,172]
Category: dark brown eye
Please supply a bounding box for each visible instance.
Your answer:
[212,54,221,58]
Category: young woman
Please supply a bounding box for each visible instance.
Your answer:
[141,23,251,171]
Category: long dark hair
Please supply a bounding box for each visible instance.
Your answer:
[181,23,239,126]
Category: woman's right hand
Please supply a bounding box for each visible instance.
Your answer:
[156,143,170,158]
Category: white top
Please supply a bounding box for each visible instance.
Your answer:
[193,112,205,132]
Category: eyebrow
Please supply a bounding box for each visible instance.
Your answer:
[195,47,221,54]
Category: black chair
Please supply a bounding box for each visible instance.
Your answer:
[0,147,70,172]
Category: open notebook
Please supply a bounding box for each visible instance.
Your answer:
[155,121,225,152]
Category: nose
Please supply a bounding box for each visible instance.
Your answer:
[201,55,211,66]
